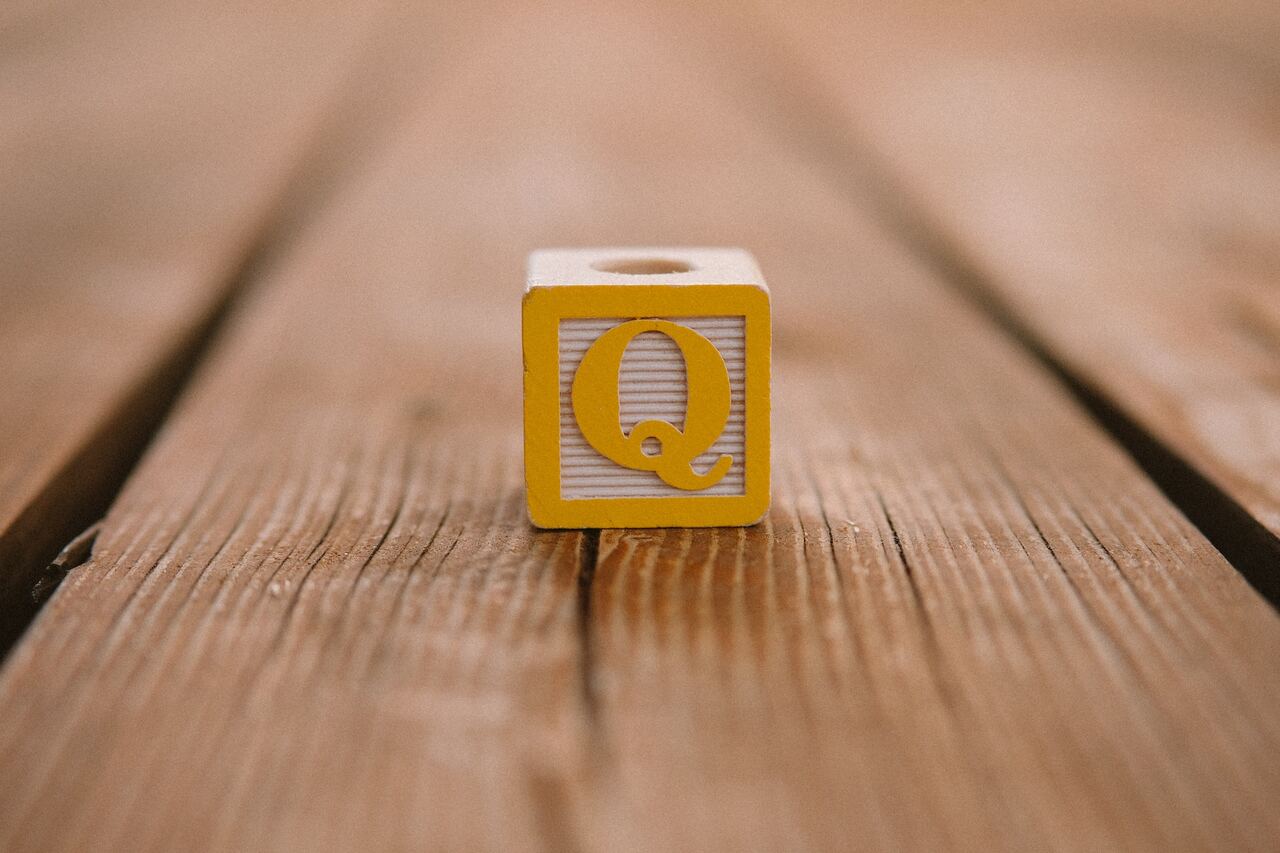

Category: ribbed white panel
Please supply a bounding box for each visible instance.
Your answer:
[559,317,746,499]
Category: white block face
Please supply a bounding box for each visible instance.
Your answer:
[558,316,747,499]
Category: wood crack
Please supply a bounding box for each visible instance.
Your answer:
[870,489,959,712]
[576,529,602,728]
[30,522,100,607]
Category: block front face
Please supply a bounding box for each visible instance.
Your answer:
[524,274,770,529]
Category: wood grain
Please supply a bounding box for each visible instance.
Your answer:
[568,4,1280,848]
[745,0,1280,558]
[0,1,1276,851]
[0,0,387,647]
[0,5,599,849]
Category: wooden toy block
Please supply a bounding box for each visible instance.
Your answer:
[523,248,771,528]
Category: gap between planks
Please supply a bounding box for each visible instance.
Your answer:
[0,249,245,653]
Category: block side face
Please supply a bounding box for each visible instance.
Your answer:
[527,247,765,289]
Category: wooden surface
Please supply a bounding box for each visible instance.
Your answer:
[0,1,1277,850]
[745,0,1280,585]
[0,0,382,646]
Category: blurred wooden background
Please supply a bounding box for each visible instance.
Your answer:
[0,1,1277,850]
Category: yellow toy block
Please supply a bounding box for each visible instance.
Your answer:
[523,248,771,528]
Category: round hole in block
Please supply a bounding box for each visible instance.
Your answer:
[641,437,661,456]
[591,257,694,275]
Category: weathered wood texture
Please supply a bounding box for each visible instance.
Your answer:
[748,0,1280,553]
[0,0,387,646]
[0,1,1277,851]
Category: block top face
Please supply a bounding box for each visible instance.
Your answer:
[527,247,767,290]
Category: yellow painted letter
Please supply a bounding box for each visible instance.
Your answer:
[571,319,732,490]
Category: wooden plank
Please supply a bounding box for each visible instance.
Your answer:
[0,0,494,649]
[743,0,1280,569]
[0,5,599,850]
[0,2,1276,851]
[571,5,1280,849]
[0,0,389,647]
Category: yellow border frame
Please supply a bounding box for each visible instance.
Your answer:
[524,284,771,528]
